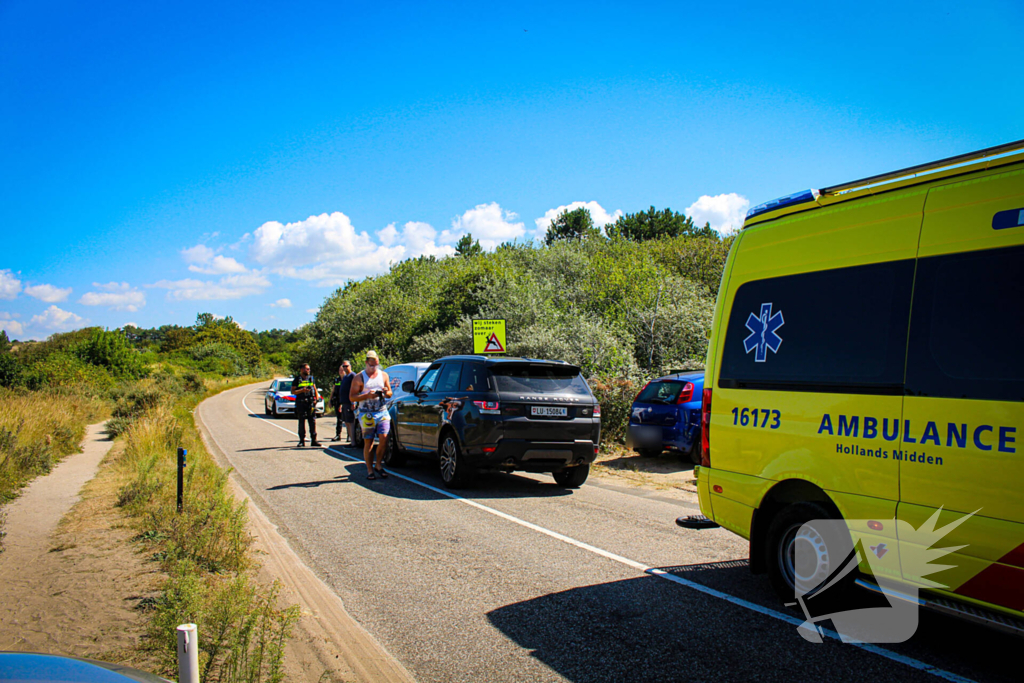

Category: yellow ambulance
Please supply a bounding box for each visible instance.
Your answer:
[696,139,1024,630]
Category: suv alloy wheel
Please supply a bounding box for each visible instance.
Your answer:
[384,431,406,467]
[439,432,472,489]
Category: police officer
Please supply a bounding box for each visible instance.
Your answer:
[330,361,354,442]
[294,363,321,448]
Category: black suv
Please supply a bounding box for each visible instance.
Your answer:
[385,355,601,488]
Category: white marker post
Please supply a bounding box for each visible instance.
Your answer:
[176,623,199,683]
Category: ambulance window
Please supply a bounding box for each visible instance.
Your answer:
[718,260,914,394]
[906,245,1024,402]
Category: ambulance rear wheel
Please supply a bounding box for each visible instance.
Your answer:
[765,502,855,606]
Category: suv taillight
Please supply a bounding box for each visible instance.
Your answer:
[473,401,501,415]
[675,382,694,404]
[700,388,712,468]
[593,404,601,417]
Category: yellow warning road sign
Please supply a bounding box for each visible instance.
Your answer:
[473,319,507,354]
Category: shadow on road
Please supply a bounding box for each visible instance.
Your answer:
[267,475,350,490]
[316,448,576,501]
[486,562,1016,683]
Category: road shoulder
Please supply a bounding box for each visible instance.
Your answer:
[195,382,417,683]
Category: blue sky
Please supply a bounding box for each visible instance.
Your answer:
[1,0,1021,339]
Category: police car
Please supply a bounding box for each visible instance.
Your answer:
[693,139,1024,633]
[264,377,326,418]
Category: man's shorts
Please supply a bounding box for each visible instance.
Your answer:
[341,405,355,422]
[359,410,391,437]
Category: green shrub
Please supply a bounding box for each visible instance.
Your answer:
[188,343,248,376]
[0,353,21,388]
[22,352,116,391]
[75,328,148,379]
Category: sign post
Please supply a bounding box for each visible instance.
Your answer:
[176,448,187,513]
[473,319,507,354]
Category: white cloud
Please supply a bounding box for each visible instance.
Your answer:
[190,255,247,275]
[181,244,248,274]
[248,212,458,286]
[25,283,72,303]
[181,244,216,263]
[684,193,750,235]
[306,308,318,314]
[0,270,22,300]
[124,322,139,328]
[149,272,271,301]
[0,312,24,337]
[79,282,146,312]
[534,201,623,239]
[30,305,87,332]
[269,298,292,308]
[449,202,525,249]
[395,221,457,258]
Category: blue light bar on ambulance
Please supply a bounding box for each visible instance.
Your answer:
[745,189,820,220]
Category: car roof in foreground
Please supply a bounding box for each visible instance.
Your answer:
[0,652,171,683]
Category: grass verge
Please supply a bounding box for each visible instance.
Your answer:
[114,374,299,683]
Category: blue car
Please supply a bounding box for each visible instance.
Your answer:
[627,371,705,464]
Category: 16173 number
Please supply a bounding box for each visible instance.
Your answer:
[731,407,780,429]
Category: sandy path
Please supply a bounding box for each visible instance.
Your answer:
[0,424,112,560]
[0,422,156,659]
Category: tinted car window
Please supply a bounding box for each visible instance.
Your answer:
[436,362,463,392]
[277,380,293,392]
[906,245,1024,402]
[719,260,914,394]
[492,365,591,396]
[636,381,685,404]
[418,365,442,392]
[461,363,494,392]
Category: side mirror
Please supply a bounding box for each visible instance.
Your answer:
[402,381,415,393]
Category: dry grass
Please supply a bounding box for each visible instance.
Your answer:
[0,388,108,550]
[591,444,699,494]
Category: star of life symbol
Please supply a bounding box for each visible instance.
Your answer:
[743,303,784,362]
[791,508,976,644]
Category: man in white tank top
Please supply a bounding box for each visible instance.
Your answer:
[349,350,393,479]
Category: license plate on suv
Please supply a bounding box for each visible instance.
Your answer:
[531,406,567,417]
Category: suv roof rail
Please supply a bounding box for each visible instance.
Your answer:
[820,138,1024,195]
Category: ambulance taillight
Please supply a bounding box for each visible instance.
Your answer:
[700,388,712,468]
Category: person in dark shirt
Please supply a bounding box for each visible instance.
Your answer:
[330,361,355,442]
[294,363,321,447]
[337,366,358,446]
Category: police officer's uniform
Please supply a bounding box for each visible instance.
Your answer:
[294,374,320,447]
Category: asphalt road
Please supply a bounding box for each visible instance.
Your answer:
[198,383,1017,683]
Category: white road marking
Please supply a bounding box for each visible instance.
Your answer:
[238,389,974,683]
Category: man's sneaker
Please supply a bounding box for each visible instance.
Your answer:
[311,441,322,448]
[331,435,342,441]
[298,441,305,447]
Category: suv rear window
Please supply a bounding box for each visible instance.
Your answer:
[492,364,591,396]
[636,381,686,404]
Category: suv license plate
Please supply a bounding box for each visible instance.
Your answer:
[531,406,567,417]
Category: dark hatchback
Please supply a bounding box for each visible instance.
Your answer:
[385,355,601,488]
[627,371,705,464]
